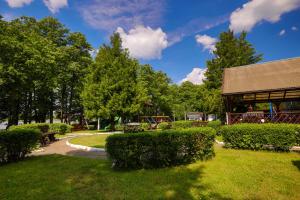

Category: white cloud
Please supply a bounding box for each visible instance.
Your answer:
[168,15,228,46]
[43,0,68,14]
[5,0,33,8]
[292,26,298,31]
[180,68,206,85]
[116,26,168,60]
[230,0,300,33]
[2,13,17,21]
[279,29,286,36]
[195,34,217,53]
[79,0,165,32]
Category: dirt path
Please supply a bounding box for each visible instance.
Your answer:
[31,138,107,159]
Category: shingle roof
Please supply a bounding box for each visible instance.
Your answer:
[222,57,300,95]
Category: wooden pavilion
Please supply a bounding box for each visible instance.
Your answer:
[222,57,300,124]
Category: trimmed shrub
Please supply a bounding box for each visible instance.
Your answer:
[207,120,222,134]
[296,126,300,146]
[157,122,171,130]
[115,124,124,131]
[171,120,208,129]
[49,123,72,134]
[9,123,49,133]
[171,120,194,129]
[106,127,215,169]
[0,129,41,164]
[140,123,151,131]
[9,123,72,135]
[220,123,300,151]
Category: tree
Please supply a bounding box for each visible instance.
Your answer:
[82,33,140,129]
[205,30,262,89]
[138,64,172,116]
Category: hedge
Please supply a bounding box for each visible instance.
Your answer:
[106,127,216,169]
[220,123,300,151]
[171,120,208,129]
[157,122,171,130]
[0,129,41,164]
[48,123,72,134]
[140,123,151,131]
[207,120,222,134]
[9,123,72,135]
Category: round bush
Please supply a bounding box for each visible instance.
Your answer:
[106,127,216,169]
[0,129,41,164]
[157,122,171,130]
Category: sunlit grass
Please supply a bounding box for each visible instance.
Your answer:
[0,146,299,200]
[69,134,110,148]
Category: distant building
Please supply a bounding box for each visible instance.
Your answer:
[187,112,203,121]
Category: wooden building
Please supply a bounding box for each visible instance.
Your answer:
[222,57,300,124]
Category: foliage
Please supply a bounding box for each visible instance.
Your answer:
[207,120,222,134]
[9,123,49,133]
[138,64,172,116]
[82,33,140,130]
[106,127,215,169]
[140,123,151,131]
[0,129,41,164]
[204,30,262,89]
[172,120,194,129]
[48,123,72,134]
[220,123,300,151]
[0,16,92,127]
[115,124,124,131]
[171,120,208,129]
[157,122,171,130]
[9,123,72,135]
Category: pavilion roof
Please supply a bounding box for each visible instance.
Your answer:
[222,57,300,95]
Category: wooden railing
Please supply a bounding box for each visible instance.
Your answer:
[227,111,300,124]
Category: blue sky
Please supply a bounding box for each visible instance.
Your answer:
[1,0,300,84]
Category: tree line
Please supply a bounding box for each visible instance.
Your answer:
[0,15,262,128]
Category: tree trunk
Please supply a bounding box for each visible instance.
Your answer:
[49,92,54,124]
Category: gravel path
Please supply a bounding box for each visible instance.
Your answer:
[31,137,107,159]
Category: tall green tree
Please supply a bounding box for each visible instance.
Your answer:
[138,64,172,116]
[205,30,262,89]
[82,33,140,129]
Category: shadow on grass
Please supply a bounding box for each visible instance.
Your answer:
[0,154,231,200]
[292,160,300,171]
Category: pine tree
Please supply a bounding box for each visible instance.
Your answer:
[204,30,262,89]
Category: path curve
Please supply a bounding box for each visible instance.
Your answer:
[31,137,107,159]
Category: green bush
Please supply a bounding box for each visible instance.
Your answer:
[207,120,222,134]
[9,123,49,133]
[171,120,194,129]
[49,123,72,134]
[171,120,208,129]
[106,127,215,169]
[140,123,150,131]
[9,123,72,135]
[220,123,300,151]
[0,129,41,164]
[115,124,124,131]
[157,122,171,130]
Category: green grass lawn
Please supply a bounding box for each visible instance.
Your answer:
[0,146,299,200]
[69,134,110,148]
[55,130,110,139]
